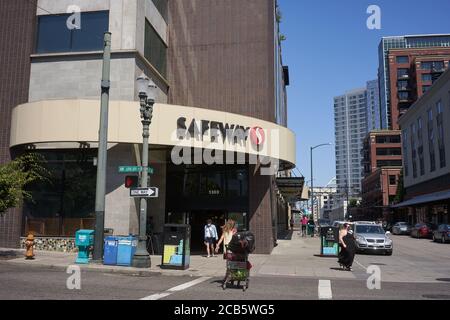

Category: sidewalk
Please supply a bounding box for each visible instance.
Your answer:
[0,232,355,279]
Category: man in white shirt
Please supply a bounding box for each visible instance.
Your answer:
[204,219,218,258]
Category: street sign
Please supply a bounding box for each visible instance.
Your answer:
[119,166,154,174]
[130,187,159,198]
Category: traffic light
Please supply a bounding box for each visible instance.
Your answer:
[125,176,139,189]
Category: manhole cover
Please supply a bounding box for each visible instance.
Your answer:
[436,278,450,282]
[422,294,450,300]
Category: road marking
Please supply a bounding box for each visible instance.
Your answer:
[140,277,211,300]
[318,280,332,300]
[167,277,211,292]
[354,259,367,271]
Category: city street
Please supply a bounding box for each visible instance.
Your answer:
[1,234,448,300]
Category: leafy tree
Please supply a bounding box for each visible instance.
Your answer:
[394,170,405,203]
[0,153,49,215]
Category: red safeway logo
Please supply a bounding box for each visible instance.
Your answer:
[249,127,265,146]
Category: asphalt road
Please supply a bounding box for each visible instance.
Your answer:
[0,235,448,300]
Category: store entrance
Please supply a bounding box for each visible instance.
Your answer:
[188,210,226,254]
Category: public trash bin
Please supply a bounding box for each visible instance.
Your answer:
[75,229,94,264]
[320,226,339,257]
[116,236,138,266]
[103,236,118,266]
[161,224,191,270]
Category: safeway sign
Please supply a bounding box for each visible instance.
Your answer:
[130,187,159,198]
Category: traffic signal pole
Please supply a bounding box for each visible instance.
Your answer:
[93,32,111,261]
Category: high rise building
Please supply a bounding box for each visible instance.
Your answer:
[366,80,381,131]
[378,34,450,130]
[1,0,296,254]
[334,88,368,198]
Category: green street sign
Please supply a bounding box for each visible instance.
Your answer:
[118,166,154,174]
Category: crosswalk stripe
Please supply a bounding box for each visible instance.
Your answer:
[140,277,211,300]
[318,280,332,300]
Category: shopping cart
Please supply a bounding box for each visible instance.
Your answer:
[222,253,250,292]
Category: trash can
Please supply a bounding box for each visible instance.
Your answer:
[320,226,339,257]
[75,229,94,264]
[103,236,118,266]
[117,236,138,266]
[161,224,190,270]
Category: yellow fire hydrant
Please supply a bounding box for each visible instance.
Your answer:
[25,234,35,260]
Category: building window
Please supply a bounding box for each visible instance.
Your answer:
[144,19,167,77]
[427,108,436,172]
[398,91,410,101]
[397,68,409,78]
[151,0,168,22]
[422,74,433,82]
[397,80,409,90]
[389,175,396,185]
[36,11,109,53]
[422,86,431,94]
[411,123,417,178]
[402,128,409,177]
[396,56,409,64]
[417,117,425,176]
[436,100,446,168]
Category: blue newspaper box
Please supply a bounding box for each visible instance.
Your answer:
[75,230,94,264]
[117,236,137,266]
[103,236,118,265]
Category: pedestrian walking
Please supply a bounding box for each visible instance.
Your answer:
[307,217,315,237]
[215,219,237,259]
[204,219,218,258]
[338,223,356,271]
[290,216,295,230]
[301,215,308,237]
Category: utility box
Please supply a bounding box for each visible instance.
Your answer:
[75,229,94,264]
[320,226,339,257]
[103,236,118,266]
[117,236,138,266]
[161,224,191,270]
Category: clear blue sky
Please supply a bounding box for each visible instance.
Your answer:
[279,0,450,186]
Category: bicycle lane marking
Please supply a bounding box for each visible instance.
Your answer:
[140,277,211,300]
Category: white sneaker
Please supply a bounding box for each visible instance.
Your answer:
[207,255,211,258]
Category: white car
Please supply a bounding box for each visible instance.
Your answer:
[354,224,393,255]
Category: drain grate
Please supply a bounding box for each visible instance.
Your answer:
[436,278,450,282]
[423,294,450,300]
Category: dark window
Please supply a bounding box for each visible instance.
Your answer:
[398,91,410,101]
[377,160,403,167]
[427,108,436,172]
[389,175,396,185]
[422,86,431,94]
[403,129,409,177]
[396,56,409,64]
[151,0,168,22]
[397,68,409,78]
[36,11,109,53]
[375,135,401,144]
[411,123,417,178]
[422,74,433,82]
[397,80,409,90]
[436,100,446,168]
[376,148,402,156]
[421,62,433,70]
[144,19,167,77]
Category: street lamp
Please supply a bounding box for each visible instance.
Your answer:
[310,143,332,224]
[132,73,157,268]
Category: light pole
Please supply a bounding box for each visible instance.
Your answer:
[132,73,157,268]
[310,143,332,224]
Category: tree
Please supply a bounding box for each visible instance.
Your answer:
[394,170,405,204]
[0,153,49,215]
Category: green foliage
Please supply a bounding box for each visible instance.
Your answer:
[394,171,405,203]
[349,199,359,208]
[0,153,49,215]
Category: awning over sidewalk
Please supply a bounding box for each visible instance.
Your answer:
[392,189,450,208]
[276,177,308,203]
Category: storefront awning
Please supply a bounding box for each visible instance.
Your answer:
[392,189,450,208]
[276,177,308,203]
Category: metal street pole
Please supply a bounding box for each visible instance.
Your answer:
[93,32,112,261]
[310,143,332,226]
[132,76,155,268]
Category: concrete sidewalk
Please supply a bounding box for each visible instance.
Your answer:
[0,231,354,279]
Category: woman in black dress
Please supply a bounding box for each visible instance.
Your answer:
[338,224,356,271]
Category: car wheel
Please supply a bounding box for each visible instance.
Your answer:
[385,251,393,256]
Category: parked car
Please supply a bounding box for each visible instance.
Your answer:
[391,222,411,235]
[410,223,437,239]
[354,224,393,255]
[432,224,450,243]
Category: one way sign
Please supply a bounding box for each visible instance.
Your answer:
[130,187,159,198]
